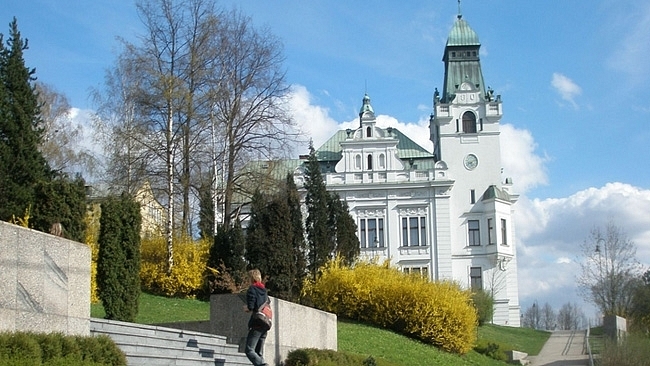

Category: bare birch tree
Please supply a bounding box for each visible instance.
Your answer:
[210,9,298,227]
[577,221,643,317]
[37,82,98,177]
[94,0,299,270]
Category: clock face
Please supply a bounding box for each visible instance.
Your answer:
[464,154,478,170]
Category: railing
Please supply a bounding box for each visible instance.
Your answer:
[586,326,594,366]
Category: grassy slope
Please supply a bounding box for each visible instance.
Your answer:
[91,292,211,324]
[92,294,550,365]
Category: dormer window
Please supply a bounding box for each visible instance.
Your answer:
[462,111,477,133]
[366,126,372,137]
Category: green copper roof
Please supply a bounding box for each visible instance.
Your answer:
[359,94,374,115]
[441,15,486,101]
[482,185,511,202]
[447,16,480,46]
[315,127,434,162]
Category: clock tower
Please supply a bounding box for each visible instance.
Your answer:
[430,11,521,325]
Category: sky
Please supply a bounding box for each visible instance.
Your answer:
[4,0,650,322]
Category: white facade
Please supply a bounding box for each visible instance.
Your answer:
[297,14,521,326]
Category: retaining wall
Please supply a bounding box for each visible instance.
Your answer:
[0,221,90,335]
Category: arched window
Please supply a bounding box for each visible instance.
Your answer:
[379,153,385,169]
[462,111,477,133]
[366,126,372,137]
[367,154,373,170]
[355,154,361,170]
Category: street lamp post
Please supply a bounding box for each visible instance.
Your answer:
[595,237,606,315]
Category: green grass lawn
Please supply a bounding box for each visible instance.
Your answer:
[92,293,550,365]
[91,292,210,324]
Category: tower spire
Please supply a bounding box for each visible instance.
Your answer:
[457,0,462,19]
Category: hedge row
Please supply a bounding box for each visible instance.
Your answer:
[0,332,126,366]
[302,259,478,354]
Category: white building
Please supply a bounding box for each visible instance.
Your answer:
[295,12,520,326]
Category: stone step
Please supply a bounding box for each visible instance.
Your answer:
[91,319,250,366]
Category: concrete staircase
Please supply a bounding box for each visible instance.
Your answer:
[91,318,250,366]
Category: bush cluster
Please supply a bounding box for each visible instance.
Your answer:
[473,339,509,361]
[285,348,400,366]
[140,236,210,298]
[0,332,126,365]
[599,333,650,366]
[302,258,478,354]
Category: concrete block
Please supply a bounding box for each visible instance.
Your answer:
[210,294,337,365]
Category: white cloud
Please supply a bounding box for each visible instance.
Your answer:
[515,182,650,314]
[500,124,549,194]
[288,85,350,151]
[607,2,650,84]
[551,73,582,109]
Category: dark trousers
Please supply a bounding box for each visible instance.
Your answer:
[245,328,268,366]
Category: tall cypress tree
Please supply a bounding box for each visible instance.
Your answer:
[244,190,271,272]
[303,143,334,279]
[197,179,215,239]
[0,18,51,221]
[285,173,307,300]
[329,193,359,266]
[245,187,299,301]
[97,194,141,322]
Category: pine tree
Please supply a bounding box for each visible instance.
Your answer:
[97,194,141,322]
[0,18,51,221]
[303,143,334,279]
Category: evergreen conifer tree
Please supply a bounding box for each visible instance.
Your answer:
[328,193,359,265]
[0,18,51,221]
[303,143,334,279]
[31,174,87,242]
[245,187,299,300]
[208,220,246,293]
[97,194,141,322]
[285,173,307,300]
[197,180,215,239]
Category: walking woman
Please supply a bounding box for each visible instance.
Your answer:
[243,269,269,366]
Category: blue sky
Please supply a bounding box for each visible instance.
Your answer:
[4,0,650,320]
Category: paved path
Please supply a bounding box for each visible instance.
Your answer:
[527,330,591,366]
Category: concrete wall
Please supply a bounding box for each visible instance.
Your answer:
[0,221,90,335]
[210,294,337,366]
[603,315,627,342]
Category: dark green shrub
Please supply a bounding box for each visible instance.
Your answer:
[473,339,509,361]
[78,335,126,365]
[0,332,125,366]
[0,332,41,365]
[471,289,494,326]
[285,348,400,366]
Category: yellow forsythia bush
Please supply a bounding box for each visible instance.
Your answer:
[140,236,210,298]
[84,204,101,304]
[303,258,478,354]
